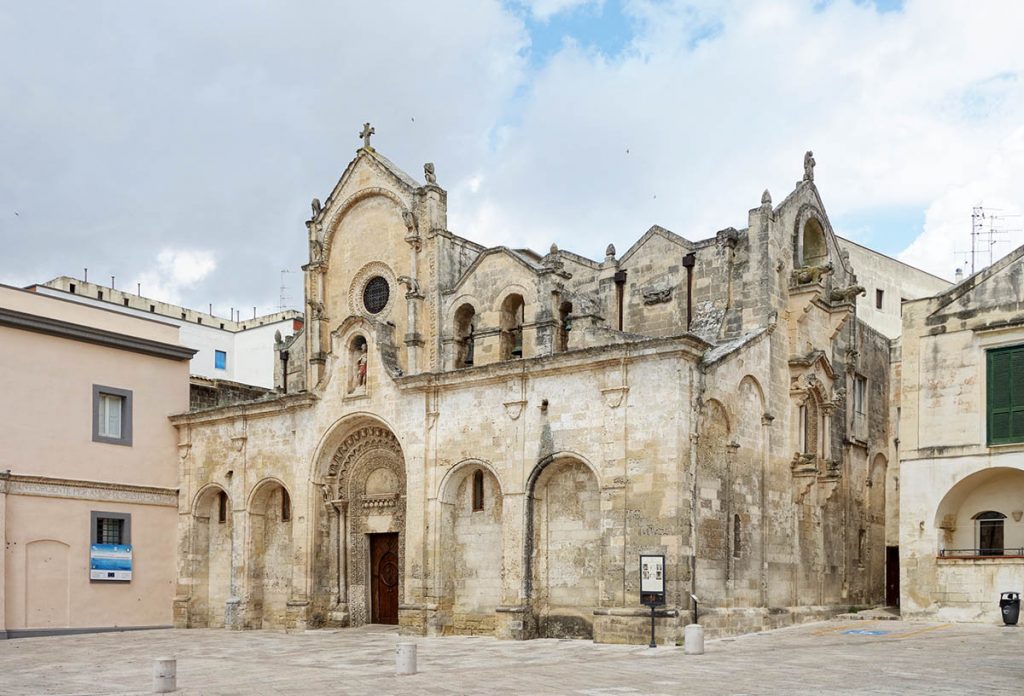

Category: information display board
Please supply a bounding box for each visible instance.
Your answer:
[639,554,665,606]
[90,544,133,581]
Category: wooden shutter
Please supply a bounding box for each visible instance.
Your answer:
[988,347,1024,444]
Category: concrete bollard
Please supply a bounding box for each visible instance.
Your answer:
[153,657,177,693]
[395,642,417,675]
[684,624,704,655]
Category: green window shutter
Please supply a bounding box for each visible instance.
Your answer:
[1011,350,1024,439]
[988,347,1024,444]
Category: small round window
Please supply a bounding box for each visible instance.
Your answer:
[363,276,390,314]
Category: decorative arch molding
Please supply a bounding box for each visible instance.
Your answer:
[791,203,853,277]
[437,458,504,504]
[700,397,733,436]
[325,425,404,501]
[246,477,291,511]
[738,375,767,413]
[492,283,534,317]
[527,451,604,493]
[321,187,410,264]
[444,292,485,326]
[192,482,230,517]
[309,413,404,485]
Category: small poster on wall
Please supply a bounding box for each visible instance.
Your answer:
[90,544,132,581]
[639,554,665,605]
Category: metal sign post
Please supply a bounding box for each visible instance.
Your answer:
[639,554,666,648]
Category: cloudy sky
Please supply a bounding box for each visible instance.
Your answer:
[2,0,1023,315]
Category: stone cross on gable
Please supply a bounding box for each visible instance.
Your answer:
[359,122,375,149]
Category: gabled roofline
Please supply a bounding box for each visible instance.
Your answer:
[929,242,1024,315]
[446,246,544,295]
[620,225,696,265]
[313,147,422,226]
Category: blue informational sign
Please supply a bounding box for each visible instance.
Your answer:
[90,544,132,581]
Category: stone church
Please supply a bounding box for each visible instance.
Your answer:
[170,132,896,643]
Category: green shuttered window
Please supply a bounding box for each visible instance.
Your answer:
[987,346,1024,445]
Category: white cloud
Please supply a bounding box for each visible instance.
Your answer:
[131,249,216,306]
[448,0,1024,272]
[518,0,601,21]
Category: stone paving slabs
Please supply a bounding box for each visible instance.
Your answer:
[1,621,1022,695]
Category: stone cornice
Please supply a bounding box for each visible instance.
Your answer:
[398,333,709,391]
[2,473,177,507]
[170,392,317,426]
[0,307,197,361]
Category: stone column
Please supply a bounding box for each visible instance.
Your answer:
[333,500,348,606]
[495,491,530,639]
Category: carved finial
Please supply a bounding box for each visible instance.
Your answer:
[761,189,772,207]
[424,162,436,184]
[605,243,616,261]
[274,329,282,344]
[803,150,815,182]
[359,122,375,149]
[550,243,558,255]
[311,197,322,217]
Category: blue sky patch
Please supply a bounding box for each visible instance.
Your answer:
[512,1,636,67]
[833,205,926,257]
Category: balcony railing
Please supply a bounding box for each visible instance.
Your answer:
[938,548,1024,558]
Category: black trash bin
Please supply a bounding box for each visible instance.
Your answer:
[999,592,1020,626]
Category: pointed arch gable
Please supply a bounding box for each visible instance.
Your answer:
[321,188,411,265]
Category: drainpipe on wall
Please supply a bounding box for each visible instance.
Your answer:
[279,350,289,394]
[614,270,627,331]
[683,253,696,331]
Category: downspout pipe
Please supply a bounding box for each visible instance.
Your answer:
[682,253,696,331]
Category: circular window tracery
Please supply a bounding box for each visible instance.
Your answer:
[363,276,390,314]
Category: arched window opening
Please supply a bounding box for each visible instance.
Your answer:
[801,218,828,267]
[556,301,573,353]
[733,514,741,558]
[281,489,291,521]
[348,335,368,393]
[217,491,228,523]
[454,304,476,368]
[500,294,525,360]
[472,470,484,512]
[975,511,1006,556]
[800,395,821,456]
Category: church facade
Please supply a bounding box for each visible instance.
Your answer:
[170,136,897,643]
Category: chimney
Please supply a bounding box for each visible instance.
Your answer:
[955,268,963,283]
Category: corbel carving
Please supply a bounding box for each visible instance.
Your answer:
[601,386,629,409]
[503,400,527,420]
[641,286,673,305]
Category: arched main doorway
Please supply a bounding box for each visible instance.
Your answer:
[314,420,406,627]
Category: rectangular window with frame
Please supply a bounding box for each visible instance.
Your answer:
[92,385,132,446]
[854,374,867,415]
[987,345,1024,445]
[215,350,227,370]
[91,511,131,545]
[875,289,884,310]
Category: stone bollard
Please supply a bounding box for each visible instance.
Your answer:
[683,624,704,655]
[395,642,417,676]
[153,657,177,693]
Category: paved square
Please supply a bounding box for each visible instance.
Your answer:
[1,620,1022,695]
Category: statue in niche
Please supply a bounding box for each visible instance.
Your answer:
[463,325,475,366]
[355,343,368,389]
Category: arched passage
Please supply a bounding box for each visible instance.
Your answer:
[934,467,1024,556]
[526,455,602,639]
[247,479,293,628]
[190,484,233,628]
[437,461,504,634]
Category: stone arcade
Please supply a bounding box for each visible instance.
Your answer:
[171,134,898,643]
